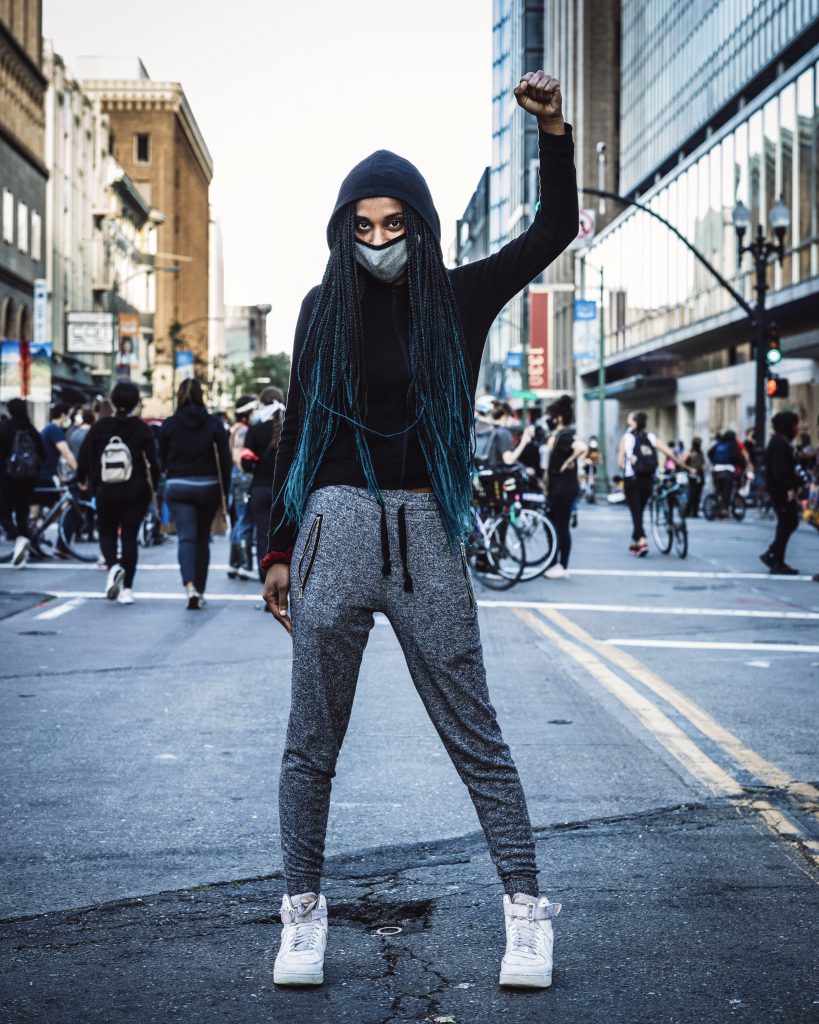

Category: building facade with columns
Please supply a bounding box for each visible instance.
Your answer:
[79,58,213,413]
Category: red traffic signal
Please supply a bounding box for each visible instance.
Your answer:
[766,374,790,399]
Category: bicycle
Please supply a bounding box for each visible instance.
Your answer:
[702,470,746,521]
[0,481,99,564]
[464,503,527,590]
[649,471,688,559]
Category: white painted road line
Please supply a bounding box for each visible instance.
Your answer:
[34,597,85,620]
[2,563,816,582]
[606,638,819,654]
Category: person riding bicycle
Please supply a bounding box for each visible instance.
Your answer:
[708,430,746,517]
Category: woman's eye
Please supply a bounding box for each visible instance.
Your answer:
[388,220,404,230]
[355,221,370,232]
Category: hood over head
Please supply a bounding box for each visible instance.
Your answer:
[176,404,211,430]
[327,150,440,247]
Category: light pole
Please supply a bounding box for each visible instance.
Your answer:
[732,196,791,476]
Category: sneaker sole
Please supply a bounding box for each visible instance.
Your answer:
[106,570,125,600]
[273,968,324,986]
[499,970,553,988]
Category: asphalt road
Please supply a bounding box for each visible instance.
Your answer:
[1,502,817,1023]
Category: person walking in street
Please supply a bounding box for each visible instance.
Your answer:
[262,71,576,990]
[760,410,801,575]
[617,411,680,556]
[67,406,94,463]
[473,397,534,471]
[543,394,587,579]
[227,395,257,580]
[242,387,285,583]
[682,436,705,517]
[159,379,232,609]
[0,398,45,567]
[77,382,160,604]
[38,404,77,487]
[708,429,746,517]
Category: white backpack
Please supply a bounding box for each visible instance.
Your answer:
[100,435,133,484]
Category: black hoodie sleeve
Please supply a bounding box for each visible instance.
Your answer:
[265,286,320,555]
[449,125,578,371]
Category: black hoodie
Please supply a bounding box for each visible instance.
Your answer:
[159,405,232,484]
[267,125,579,554]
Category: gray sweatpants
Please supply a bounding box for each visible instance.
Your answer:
[279,484,539,897]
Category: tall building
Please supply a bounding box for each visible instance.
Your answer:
[0,0,47,415]
[577,1,819,451]
[80,58,213,412]
[489,0,544,399]
[225,304,271,369]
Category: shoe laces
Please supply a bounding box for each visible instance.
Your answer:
[283,895,324,953]
[508,916,541,957]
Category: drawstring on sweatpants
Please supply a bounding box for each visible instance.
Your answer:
[397,504,414,593]
[378,501,414,593]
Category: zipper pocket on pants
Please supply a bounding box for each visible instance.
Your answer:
[298,514,323,597]
[460,544,476,611]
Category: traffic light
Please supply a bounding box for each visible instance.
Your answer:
[766,374,790,399]
[765,322,782,366]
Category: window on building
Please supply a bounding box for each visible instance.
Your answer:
[2,188,13,244]
[31,211,41,262]
[17,201,28,254]
[135,133,151,163]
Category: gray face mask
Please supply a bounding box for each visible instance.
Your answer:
[355,236,408,284]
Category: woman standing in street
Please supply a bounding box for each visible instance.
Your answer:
[159,379,232,609]
[77,382,159,604]
[760,410,801,575]
[543,394,587,579]
[262,71,577,990]
[617,411,680,556]
[682,436,705,517]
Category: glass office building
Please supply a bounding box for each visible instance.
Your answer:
[580,6,819,444]
[488,0,544,396]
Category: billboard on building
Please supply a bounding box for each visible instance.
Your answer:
[67,312,115,354]
[0,340,52,403]
[527,286,550,392]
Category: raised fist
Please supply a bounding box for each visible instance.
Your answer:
[514,71,563,124]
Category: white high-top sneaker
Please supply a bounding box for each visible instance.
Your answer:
[273,891,328,986]
[499,892,562,988]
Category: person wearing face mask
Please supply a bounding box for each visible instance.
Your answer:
[760,410,801,575]
[261,71,577,990]
[38,404,77,487]
[543,395,588,579]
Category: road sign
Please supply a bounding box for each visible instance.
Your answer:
[505,350,523,369]
[511,389,539,401]
[33,279,48,344]
[570,208,596,250]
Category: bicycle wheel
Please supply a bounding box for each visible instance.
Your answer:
[467,515,526,590]
[650,497,673,554]
[702,494,718,521]
[59,499,99,562]
[672,505,688,559]
[731,494,746,521]
[0,525,14,563]
[512,507,558,579]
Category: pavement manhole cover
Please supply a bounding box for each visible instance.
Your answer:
[375,925,403,936]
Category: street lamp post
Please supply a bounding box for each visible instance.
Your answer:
[732,195,791,478]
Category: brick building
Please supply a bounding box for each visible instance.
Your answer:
[80,58,213,412]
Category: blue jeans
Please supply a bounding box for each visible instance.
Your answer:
[230,468,253,545]
[165,478,221,593]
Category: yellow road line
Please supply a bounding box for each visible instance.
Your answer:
[513,607,819,874]
[512,608,741,797]
[540,607,819,820]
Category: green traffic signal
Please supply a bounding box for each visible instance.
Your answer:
[765,323,782,365]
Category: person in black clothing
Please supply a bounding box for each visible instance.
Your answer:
[681,436,705,517]
[77,382,159,603]
[707,429,746,515]
[760,411,801,575]
[243,386,285,581]
[544,395,587,579]
[262,72,577,990]
[159,379,232,609]
[0,398,46,566]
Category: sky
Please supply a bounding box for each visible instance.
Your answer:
[43,0,493,354]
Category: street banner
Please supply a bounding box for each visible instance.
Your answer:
[175,349,195,381]
[34,279,48,344]
[569,208,596,250]
[0,340,21,401]
[0,339,51,402]
[505,350,523,370]
[527,288,550,390]
[67,312,115,354]
[573,299,597,362]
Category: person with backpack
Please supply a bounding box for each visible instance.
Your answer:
[77,382,160,604]
[0,398,46,567]
[543,395,587,579]
[760,410,801,575]
[617,411,680,556]
[159,379,232,609]
[473,396,534,471]
[707,429,746,516]
[241,387,286,582]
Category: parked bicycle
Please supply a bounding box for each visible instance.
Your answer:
[0,481,99,564]
[649,471,688,559]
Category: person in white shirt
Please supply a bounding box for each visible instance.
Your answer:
[617,411,680,556]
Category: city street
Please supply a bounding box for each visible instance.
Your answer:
[1,504,818,1023]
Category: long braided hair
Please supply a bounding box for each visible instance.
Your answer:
[279,202,475,550]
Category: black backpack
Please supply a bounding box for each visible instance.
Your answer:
[631,430,658,478]
[5,427,41,480]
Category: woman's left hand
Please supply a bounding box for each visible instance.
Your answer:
[514,71,563,126]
